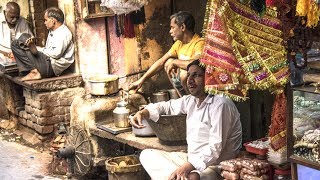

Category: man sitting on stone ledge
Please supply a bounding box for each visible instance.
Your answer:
[11,7,74,81]
[0,2,33,61]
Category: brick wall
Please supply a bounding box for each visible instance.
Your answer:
[18,87,85,135]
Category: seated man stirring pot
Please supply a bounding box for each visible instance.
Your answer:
[130,60,242,180]
[11,7,74,81]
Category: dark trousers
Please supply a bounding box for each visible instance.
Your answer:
[11,33,55,78]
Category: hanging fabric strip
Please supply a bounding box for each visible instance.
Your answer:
[269,92,287,150]
[115,15,121,37]
[124,14,135,38]
[131,6,146,25]
[200,0,289,101]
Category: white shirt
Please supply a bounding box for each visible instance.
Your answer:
[41,24,74,76]
[0,11,33,54]
[146,95,242,172]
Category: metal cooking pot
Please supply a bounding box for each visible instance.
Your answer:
[152,91,169,103]
[88,74,119,95]
[146,114,187,146]
[167,89,179,99]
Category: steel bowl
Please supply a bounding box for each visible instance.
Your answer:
[129,114,155,137]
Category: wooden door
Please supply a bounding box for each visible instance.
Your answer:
[31,0,58,46]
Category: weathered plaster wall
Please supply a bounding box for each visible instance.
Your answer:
[107,17,125,75]
[136,0,173,92]
[107,16,141,89]
[107,0,174,92]
[58,0,76,34]
[76,18,108,78]
[74,0,109,80]
[57,0,79,72]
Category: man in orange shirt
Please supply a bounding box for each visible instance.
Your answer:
[129,11,204,96]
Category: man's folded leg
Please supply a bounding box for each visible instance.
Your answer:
[139,149,188,180]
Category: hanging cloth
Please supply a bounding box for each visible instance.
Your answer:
[124,14,135,38]
[200,0,289,101]
[269,92,287,150]
[114,15,121,37]
[100,0,151,15]
[131,6,146,25]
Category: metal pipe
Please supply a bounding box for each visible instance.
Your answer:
[57,146,75,159]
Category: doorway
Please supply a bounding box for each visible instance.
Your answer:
[30,0,58,46]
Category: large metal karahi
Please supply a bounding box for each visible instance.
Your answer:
[147,114,187,146]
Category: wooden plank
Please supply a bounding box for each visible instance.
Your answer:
[290,155,320,171]
[89,127,187,152]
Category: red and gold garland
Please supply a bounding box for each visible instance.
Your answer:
[200,0,289,101]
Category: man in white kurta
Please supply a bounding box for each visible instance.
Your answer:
[11,7,74,81]
[0,2,33,60]
[131,60,242,180]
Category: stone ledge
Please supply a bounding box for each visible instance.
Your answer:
[4,73,83,91]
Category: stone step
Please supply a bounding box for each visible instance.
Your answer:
[4,73,83,92]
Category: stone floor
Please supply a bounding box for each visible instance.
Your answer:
[0,129,66,180]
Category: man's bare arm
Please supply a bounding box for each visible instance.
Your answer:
[129,52,173,91]
[172,54,202,70]
[165,54,202,76]
[140,52,172,81]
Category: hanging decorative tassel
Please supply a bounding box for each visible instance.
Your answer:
[202,0,214,36]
